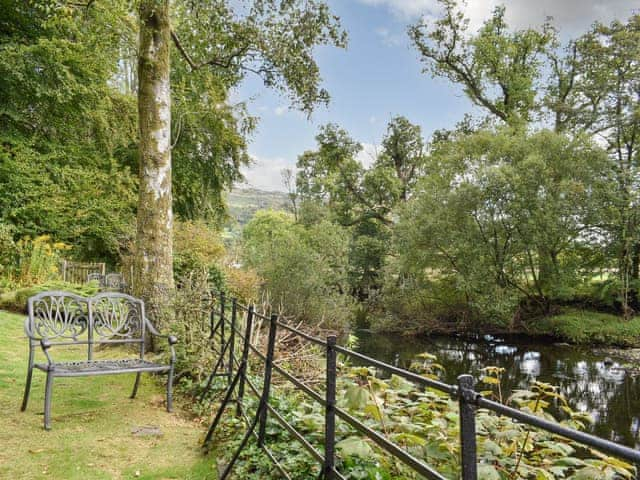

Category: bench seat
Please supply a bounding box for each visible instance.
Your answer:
[34,359,171,376]
[21,291,177,429]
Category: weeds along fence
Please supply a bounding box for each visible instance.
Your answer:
[200,291,640,479]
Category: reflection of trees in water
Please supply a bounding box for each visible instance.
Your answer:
[354,331,640,448]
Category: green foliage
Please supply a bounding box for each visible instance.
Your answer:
[0,2,137,263]
[383,128,611,329]
[173,220,226,281]
[166,272,219,393]
[0,223,17,281]
[173,0,347,114]
[408,1,640,317]
[535,310,640,347]
[0,0,348,267]
[171,62,252,221]
[294,117,426,300]
[0,280,100,313]
[0,140,137,263]
[210,359,634,479]
[409,0,554,127]
[242,210,354,328]
[13,235,70,286]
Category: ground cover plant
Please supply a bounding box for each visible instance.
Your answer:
[206,350,635,479]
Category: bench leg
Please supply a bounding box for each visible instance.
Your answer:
[44,371,54,430]
[21,347,35,411]
[166,366,174,413]
[130,372,142,399]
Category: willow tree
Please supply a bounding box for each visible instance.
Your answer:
[134,0,346,318]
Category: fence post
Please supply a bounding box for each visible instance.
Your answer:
[236,305,254,417]
[62,259,67,282]
[458,374,478,480]
[258,313,278,447]
[228,298,237,382]
[219,291,226,351]
[324,335,337,480]
[209,292,216,339]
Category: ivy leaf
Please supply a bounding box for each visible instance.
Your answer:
[344,385,369,411]
[478,464,501,480]
[336,437,375,459]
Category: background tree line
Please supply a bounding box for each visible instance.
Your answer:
[1,0,639,334]
[243,1,640,332]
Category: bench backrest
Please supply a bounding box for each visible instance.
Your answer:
[27,291,147,360]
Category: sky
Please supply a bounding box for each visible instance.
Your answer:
[237,0,637,192]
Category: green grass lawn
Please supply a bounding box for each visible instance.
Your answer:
[0,310,216,479]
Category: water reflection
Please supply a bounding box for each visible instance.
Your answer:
[352,331,640,448]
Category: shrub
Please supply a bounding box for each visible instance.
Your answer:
[164,272,217,405]
[0,280,100,313]
[173,220,225,281]
[0,223,17,280]
[13,235,71,287]
[224,266,261,304]
[242,211,355,329]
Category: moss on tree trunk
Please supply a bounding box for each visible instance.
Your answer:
[135,0,174,330]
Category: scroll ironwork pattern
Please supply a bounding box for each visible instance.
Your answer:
[91,296,142,340]
[31,295,89,340]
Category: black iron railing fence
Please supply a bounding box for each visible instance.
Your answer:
[200,291,640,479]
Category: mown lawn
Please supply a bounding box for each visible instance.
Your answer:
[0,310,216,479]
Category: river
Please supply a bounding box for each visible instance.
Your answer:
[353,330,640,449]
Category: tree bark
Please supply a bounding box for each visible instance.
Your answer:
[135,0,174,328]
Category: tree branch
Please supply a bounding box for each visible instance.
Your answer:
[171,29,252,72]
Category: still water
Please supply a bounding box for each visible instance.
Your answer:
[353,331,640,448]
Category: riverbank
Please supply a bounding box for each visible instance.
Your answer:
[527,309,640,348]
[375,308,640,348]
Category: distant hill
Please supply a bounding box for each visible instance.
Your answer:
[226,187,291,226]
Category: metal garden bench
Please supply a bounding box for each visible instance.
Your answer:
[20,291,177,430]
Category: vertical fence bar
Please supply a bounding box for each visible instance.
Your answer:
[219,291,226,352]
[324,335,337,480]
[228,298,237,383]
[209,291,216,339]
[458,374,478,480]
[258,313,278,447]
[236,305,254,417]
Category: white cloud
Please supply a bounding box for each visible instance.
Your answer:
[356,143,380,168]
[241,153,294,192]
[358,0,636,34]
[358,0,438,19]
[274,105,287,116]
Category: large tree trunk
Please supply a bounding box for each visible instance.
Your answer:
[134,0,174,329]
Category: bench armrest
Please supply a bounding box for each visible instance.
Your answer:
[25,318,55,367]
[144,317,178,362]
[40,338,54,365]
[24,317,39,341]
